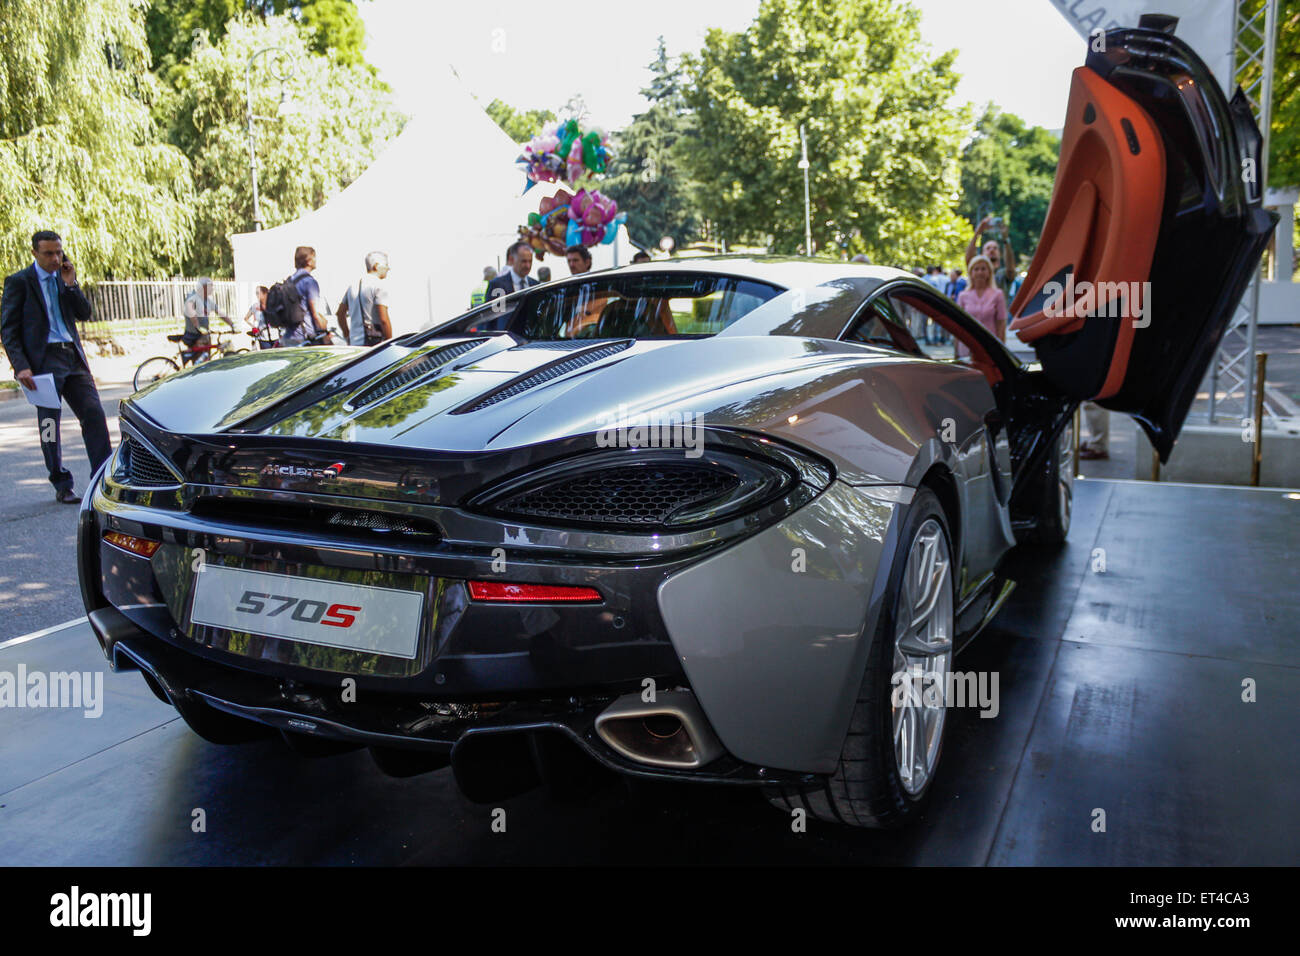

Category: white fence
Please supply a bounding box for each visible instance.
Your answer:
[86,278,247,326]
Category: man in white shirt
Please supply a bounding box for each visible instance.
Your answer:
[336,251,393,347]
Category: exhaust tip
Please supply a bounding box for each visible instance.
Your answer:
[595,690,724,769]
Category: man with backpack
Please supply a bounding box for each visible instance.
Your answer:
[262,246,331,346]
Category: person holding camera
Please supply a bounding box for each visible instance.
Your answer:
[336,251,393,347]
[1,231,112,503]
[965,215,1017,309]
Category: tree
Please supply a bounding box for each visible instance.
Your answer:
[678,0,970,263]
[602,39,701,250]
[1264,1,1300,188]
[485,100,557,144]
[0,0,194,276]
[145,0,368,79]
[162,16,403,274]
[957,106,1060,260]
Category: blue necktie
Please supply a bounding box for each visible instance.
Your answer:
[45,275,72,343]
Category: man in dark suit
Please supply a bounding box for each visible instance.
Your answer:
[485,241,538,301]
[1,231,112,503]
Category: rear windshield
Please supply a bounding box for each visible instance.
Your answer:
[436,273,783,341]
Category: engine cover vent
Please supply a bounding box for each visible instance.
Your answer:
[453,340,631,414]
[346,338,487,410]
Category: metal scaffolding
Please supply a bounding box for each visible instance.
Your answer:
[1206,0,1278,424]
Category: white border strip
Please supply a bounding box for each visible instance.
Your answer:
[1082,476,1300,494]
[0,616,88,651]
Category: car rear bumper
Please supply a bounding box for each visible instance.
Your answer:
[81,470,903,776]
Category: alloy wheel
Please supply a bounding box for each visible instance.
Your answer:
[891,517,953,796]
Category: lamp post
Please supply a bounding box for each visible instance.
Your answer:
[245,46,295,231]
[798,124,812,256]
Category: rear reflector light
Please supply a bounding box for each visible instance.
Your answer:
[467,581,602,604]
[103,532,161,557]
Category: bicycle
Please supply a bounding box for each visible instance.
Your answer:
[132,328,254,391]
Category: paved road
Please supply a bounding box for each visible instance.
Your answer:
[0,384,131,641]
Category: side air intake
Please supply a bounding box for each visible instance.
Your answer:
[116,436,181,488]
[345,339,487,411]
[452,341,631,414]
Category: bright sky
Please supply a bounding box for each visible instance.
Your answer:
[360,0,1086,133]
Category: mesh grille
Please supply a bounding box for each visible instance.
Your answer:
[122,436,179,487]
[514,339,606,350]
[455,342,629,413]
[494,464,739,528]
[348,339,486,409]
[326,510,437,537]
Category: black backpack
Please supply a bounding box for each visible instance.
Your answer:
[263,273,306,330]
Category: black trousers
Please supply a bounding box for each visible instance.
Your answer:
[34,343,113,492]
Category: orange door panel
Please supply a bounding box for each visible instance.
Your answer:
[1010,65,1165,401]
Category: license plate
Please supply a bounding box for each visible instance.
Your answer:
[189,565,424,659]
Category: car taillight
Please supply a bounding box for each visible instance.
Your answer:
[103,532,161,557]
[467,581,602,604]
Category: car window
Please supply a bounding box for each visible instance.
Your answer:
[844,299,924,355]
[521,274,781,340]
[886,288,1008,386]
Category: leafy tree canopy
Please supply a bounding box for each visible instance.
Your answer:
[163,16,402,274]
[485,99,557,144]
[1264,1,1300,188]
[602,38,701,250]
[146,0,368,78]
[678,0,970,264]
[0,0,195,276]
[957,105,1060,261]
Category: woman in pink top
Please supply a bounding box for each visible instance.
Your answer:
[955,255,1006,358]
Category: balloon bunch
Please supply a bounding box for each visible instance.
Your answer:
[517,188,626,257]
[566,188,623,247]
[519,190,574,258]
[519,119,612,190]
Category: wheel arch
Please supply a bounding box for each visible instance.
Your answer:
[918,463,961,568]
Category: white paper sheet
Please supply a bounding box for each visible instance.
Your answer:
[20,374,60,409]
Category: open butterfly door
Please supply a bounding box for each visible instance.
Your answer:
[1010,17,1277,461]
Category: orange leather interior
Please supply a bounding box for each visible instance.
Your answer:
[1010,66,1166,400]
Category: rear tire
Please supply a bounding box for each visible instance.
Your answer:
[1020,416,1074,545]
[767,486,955,828]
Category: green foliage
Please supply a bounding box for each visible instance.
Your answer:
[485,99,557,144]
[145,1,368,77]
[677,0,970,264]
[1264,1,1300,188]
[602,38,701,250]
[162,16,403,274]
[957,105,1060,260]
[0,0,195,276]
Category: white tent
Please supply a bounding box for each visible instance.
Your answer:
[230,65,636,335]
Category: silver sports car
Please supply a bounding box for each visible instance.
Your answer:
[79,24,1270,826]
